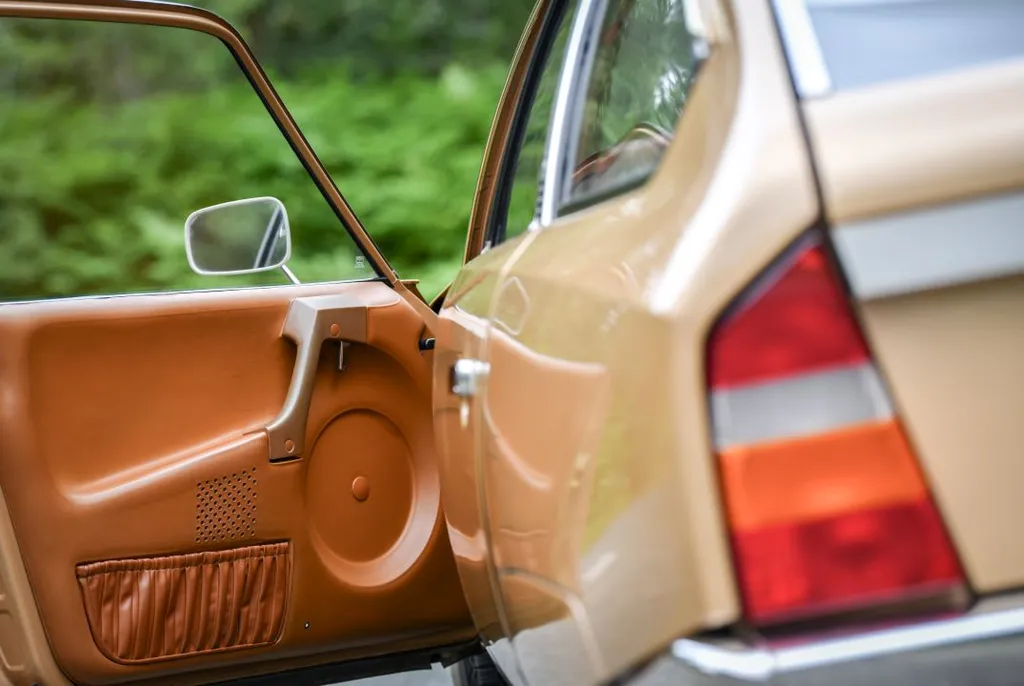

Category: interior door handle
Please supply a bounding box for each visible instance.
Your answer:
[264,294,370,462]
[450,358,490,398]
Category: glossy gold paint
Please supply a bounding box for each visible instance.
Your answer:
[437,0,1024,680]
[805,57,1024,592]
[435,0,821,681]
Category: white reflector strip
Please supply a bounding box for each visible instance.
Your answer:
[834,191,1024,301]
[711,363,893,450]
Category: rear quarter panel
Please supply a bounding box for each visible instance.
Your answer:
[476,0,821,679]
[805,57,1024,592]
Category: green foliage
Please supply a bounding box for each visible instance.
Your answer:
[287,63,509,278]
[197,0,533,80]
[0,1,533,302]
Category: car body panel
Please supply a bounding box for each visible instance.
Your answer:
[805,57,1024,592]
[805,59,1024,223]
[457,0,822,681]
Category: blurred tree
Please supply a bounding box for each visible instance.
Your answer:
[197,0,534,79]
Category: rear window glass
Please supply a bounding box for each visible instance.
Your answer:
[806,0,1024,91]
[560,0,706,213]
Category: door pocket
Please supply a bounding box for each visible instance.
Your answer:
[75,542,290,663]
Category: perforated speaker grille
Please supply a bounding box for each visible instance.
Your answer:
[195,467,258,544]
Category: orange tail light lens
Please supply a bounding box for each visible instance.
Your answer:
[707,235,964,625]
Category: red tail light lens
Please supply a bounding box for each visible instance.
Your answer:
[708,243,869,390]
[708,235,964,625]
[735,500,961,622]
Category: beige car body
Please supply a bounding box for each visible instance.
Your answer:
[0,0,1019,685]
[438,0,1024,683]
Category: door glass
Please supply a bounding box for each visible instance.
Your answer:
[562,0,707,211]
[0,18,370,302]
[490,0,581,245]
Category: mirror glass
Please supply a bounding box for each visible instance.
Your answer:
[185,197,291,275]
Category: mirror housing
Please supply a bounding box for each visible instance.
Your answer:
[185,196,292,276]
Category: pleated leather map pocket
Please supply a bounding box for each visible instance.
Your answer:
[76,542,289,663]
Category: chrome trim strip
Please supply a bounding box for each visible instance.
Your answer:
[834,191,1024,302]
[711,363,892,450]
[556,0,607,214]
[673,604,1024,682]
[538,0,603,227]
[771,0,832,98]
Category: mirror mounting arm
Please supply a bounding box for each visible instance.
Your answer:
[263,294,369,462]
[281,264,300,285]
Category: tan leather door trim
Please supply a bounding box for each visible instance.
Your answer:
[0,282,473,685]
[76,543,291,663]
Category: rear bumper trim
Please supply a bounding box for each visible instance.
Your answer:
[671,603,1024,682]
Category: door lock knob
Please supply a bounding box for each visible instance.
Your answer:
[450,358,490,398]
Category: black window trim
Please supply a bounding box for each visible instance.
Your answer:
[484,0,577,248]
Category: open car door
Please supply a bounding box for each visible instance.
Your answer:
[0,2,476,684]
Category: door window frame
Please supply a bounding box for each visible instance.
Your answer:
[473,0,583,252]
[483,0,573,247]
[480,0,605,245]
[541,0,714,223]
[537,0,606,227]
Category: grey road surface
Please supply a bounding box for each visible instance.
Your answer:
[343,664,453,686]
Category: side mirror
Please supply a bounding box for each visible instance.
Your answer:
[185,197,293,276]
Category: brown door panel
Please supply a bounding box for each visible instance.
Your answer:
[0,282,472,685]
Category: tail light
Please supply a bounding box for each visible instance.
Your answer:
[707,233,963,626]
